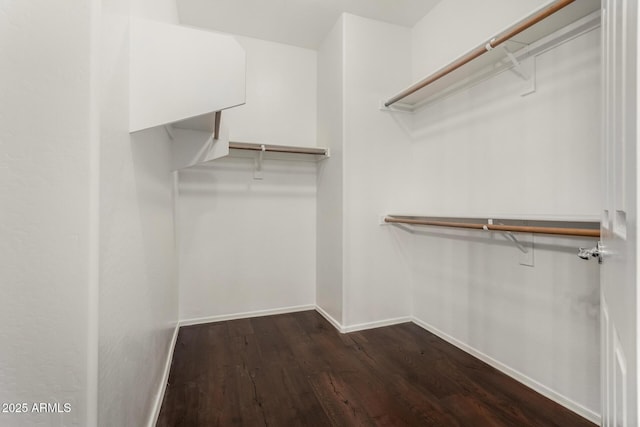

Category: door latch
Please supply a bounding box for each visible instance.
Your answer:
[578,241,604,264]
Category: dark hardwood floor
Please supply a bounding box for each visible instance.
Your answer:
[156,310,596,427]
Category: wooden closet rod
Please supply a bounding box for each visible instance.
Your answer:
[384,216,600,238]
[384,0,575,107]
[229,142,328,156]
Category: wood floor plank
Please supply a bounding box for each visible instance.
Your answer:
[227,318,254,338]
[156,311,597,427]
[308,371,376,426]
[442,395,510,427]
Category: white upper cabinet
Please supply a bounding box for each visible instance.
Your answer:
[129,18,246,133]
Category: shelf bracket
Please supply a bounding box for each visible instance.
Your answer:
[488,219,534,266]
[503,230,530,255]
[378,100,413,114]
[163,124,175,140]
[254,144,265,180]
[502,46,528,80]
[487,219,527,254]
[502,46,536,96]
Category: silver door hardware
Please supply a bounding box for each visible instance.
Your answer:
[578,241,604,264]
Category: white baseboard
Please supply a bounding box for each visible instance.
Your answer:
[314,306,411,334]
[314,305,344,331]
[411,316,600,425]
[147,323,180,427]
[341,316,412,333]
[179,304,316,327]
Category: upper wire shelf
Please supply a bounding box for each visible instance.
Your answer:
[383,0,601,112]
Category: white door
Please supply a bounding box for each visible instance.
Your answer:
[601,0,637,426]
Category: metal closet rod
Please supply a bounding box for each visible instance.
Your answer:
[384,0,575,107]
[229,141,328,156]
[384,216,600,238]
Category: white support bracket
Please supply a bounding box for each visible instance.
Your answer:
[487,219,534,266]
[163,124,175,140]
[253,144,265,180]
[502,45,536,96]
[502,45,528,80]
[503,230,529,254]
[517,232,534,267]
[378,100,414,114]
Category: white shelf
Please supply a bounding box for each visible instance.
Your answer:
[384,215,601,241]
[129,18,246,133]
[384,0,600,111]
[386,213,600,225]
[228,142,329,162]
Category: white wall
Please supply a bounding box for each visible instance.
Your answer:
[131,0,179,23]
[223,36,317,147]
[316,14,416,329]
[409,32,600,217]
[178,158,316,321]
[407,0,601,419]
[177,37,318,323]
[341,14,415,327]
[3,2,602,426]
[98,1,179,426]
[316,16,345,325]
[0,2,93,425]
[412,0,546,79]
[412,231,600,417]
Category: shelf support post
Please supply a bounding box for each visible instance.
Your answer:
[254,144,265,180]
[213,111,222,140]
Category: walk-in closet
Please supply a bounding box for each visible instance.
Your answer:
[1,0,637,426]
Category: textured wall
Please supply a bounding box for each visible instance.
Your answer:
[316,16,345,324]
[408,0,601,419]
[177,158,316,322]
[0,1,93,425]
[315,14,416,329]
[223,36,317,147]
[175,34,318,323]
[411,0,545,80]
[341,14,415,327]
[97,1,179,426]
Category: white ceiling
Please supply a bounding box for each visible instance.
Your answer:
[177,0,442,49]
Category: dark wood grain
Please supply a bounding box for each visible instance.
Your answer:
[156,311,596,427]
